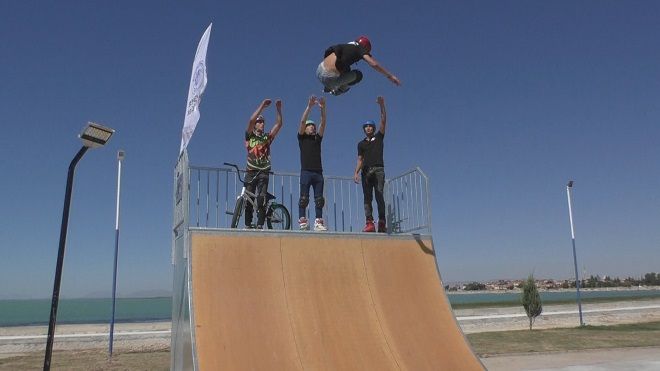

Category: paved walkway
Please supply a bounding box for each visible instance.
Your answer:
[481,346,660,370]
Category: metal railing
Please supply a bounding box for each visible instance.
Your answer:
[187,165,431,234]
[385,167,432,234]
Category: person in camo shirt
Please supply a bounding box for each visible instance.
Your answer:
[244,98,283,229]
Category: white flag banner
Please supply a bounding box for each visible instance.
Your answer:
[180,23,212,155]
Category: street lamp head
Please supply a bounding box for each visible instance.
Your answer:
[117,150,125,161]
[567,180,574,188]
[80,122,114,148]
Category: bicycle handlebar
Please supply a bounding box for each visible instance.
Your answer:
[223,163,244,183]
[223,162,240,171]
[223,162,274,185]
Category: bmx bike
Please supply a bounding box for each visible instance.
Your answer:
[224,162,291,230]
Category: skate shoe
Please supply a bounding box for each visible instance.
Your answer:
[378,219,387,233]
[298,217,309,230]
[362,220,376,233]
[314,218,327,231]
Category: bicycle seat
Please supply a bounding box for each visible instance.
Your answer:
[266,192,276,201]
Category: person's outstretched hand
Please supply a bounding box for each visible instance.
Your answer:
[388,75,401,86]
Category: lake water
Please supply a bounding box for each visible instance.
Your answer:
[1,289,658,327]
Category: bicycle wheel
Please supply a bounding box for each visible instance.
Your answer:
[230,198,244,228]
[267,204,291,230]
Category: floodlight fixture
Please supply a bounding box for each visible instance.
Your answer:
[80,122,114,148]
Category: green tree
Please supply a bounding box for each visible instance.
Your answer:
[521,275,543,330]
[464,282,486,291]
[643,272,657,285]
[586,275,599,288]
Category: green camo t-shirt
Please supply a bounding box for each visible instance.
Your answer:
[245,130,272,171]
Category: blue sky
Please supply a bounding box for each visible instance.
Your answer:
[1,1,659,299]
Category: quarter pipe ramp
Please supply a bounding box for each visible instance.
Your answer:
[172,231,484,370]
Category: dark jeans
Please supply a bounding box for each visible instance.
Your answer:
[299,170,324,219]
[244,170,269,227]
[361,167,385,221]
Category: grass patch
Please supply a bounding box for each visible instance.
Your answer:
[0,348,170,370]
[451,295,659,309]
[2,322,659,368]
[468,321,660,356]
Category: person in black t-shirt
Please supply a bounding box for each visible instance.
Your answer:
[354,96,387,233]
[317,35,401,96]
[297,95,327,231]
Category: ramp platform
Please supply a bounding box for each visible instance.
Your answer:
[175,231,484,370]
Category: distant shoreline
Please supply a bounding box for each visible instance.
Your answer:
[0,296,172,301]
[4,288,660,301]
[0,318,171,329]
[451,294,660,310]
[2,289,659,327]
[446,285,660,295]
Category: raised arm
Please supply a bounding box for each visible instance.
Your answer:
[318,97,327,137]
[247,99,271,132]
[377,96,386,135]
[299,96,316,135]
[270,100,283,139]
[362,54,401,86]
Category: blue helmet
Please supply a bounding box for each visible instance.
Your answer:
[362,120,376,130]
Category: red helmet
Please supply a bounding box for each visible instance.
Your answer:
[356,35,371,53]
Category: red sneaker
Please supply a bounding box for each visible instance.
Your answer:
[362,220,376,232]
[377,219,387,233]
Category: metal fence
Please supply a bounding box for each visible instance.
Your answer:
[187,165,431,234]
[385,167,432,234]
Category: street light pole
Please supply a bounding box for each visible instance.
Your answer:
[109,150,125,357]
[44,123,114,371]
[566,180,585,326]
[43,146,88,370]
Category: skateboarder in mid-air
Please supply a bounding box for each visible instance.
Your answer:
[317,36,401,96]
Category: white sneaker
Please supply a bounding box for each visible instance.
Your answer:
[314,218,328,231]
[298,217,309,230]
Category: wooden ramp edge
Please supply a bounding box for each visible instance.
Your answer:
[191,232,485,371]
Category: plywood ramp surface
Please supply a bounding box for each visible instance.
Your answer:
[191,232,484,371]
[362,238,484,370]
[282,237,398,371]
[191,235,302,370]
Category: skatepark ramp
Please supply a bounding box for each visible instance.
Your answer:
[172,151,484,370]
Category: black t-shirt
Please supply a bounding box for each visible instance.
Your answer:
[324,43,370,73]
[357,131,385,168]
[298,133,323,171]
